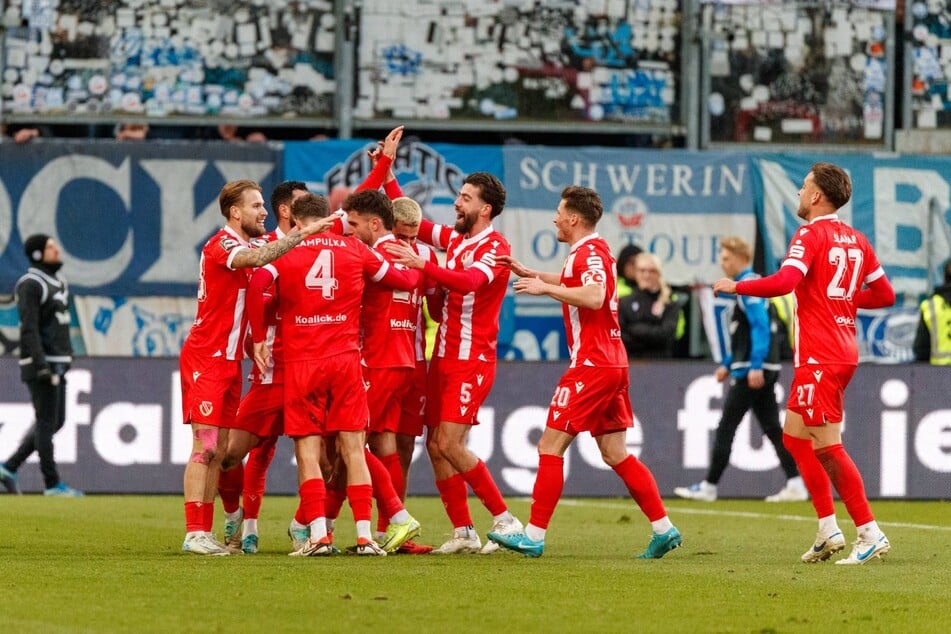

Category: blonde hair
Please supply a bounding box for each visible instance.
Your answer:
[218,180,261,219]
[719,236,752,262]
[392,197,422,225]
[635,252,672,305]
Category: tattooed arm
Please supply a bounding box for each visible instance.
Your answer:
[232,213,338,268]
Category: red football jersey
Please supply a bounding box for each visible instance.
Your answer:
[182,226,252,361]
[261,235,395,363]
[561,234,628,368]
[360,234,421,369]
[245,228,286,384]
[420,222,511,362]
[780,215,885,366]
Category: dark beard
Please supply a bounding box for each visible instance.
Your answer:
[454,213,475,235]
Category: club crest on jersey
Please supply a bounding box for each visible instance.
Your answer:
[199,401,214,417]
[460,405,468,416]
[575,381,585,393]
[462,251,474,268]
[806,408,814,418]
[476,374,484,386]
[192,371,201,381]
[552,411,561,420]
[813,370,823,382]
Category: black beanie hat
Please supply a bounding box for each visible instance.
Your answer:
[24,234,50,263]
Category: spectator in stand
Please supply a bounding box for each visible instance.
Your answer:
[114,122,149,141]
[615,243,643,298]
[618,253,685,358]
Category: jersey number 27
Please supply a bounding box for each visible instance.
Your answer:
[826,247,863,301]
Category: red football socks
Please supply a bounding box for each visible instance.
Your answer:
[347,484,374,523]
[217,462,244,514]
[184,501,204,533]
[612,455,666,522]
[435,473,473,528]
[461,460,508,516]
[783,433,835,519]
[242,439,277,519]
[298,478,327,525]
[816,443,874,526]
[529,454,565,530]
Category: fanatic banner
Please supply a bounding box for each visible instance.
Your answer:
[284,138,504,228]
[0,139,282,296]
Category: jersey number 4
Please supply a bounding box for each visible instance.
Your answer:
[826,247,863,301]
[305,249,339,299]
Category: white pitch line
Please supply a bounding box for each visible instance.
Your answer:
[556,498,951,532]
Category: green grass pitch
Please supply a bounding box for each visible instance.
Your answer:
[1,495,948,633]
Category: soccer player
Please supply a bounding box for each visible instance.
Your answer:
[218,180,311,554]
[390,196,440,554]
[713,162,895,565]
[345,190,429,549]
[179,180,334,556]
[246,193,421,556]
[487,186,682,559]
[674,236,806,503]
[386,172,523,554]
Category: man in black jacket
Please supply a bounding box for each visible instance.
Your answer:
[0,234,83,496]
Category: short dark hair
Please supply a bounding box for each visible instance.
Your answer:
[811,162,852,210]
[464,172,506,218]
[343,190,394,230]
[218,180,262,219]
[291,193,330,220]
[943,258,951,285]
[560,186,603,227]
[270,181,308,214]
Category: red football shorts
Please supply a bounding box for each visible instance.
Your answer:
[398,360,428,437]
[426,357,496,426]
[546,365,634,436]
[284,352,369,437]
[787,363,856,426]
[364,366,414,434]
[179,351,242,428]
[233,381,284,438]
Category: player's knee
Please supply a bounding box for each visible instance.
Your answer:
[190,428,219,465]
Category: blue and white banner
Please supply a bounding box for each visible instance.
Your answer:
[500,147,755,359]
[73,296,196,357]
[753,154,951,299]
[284,139,503,228]
[502,147,755,286]
[0,139,282,296]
